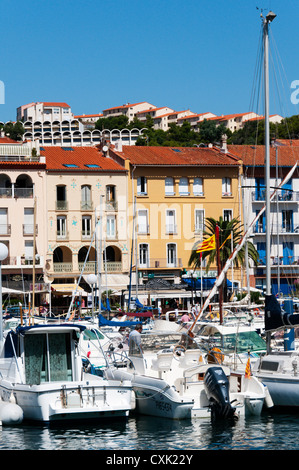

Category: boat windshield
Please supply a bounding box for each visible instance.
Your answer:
[212,331,267,354]
[140,332,199,353]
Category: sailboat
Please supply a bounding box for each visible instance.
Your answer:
[248,11,299,409]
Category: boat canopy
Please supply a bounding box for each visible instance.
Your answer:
[182,277,233,290]
[98,314,141,328]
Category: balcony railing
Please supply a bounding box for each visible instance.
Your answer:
[81,201,93,211]
[106,201,118,211]
[252,190,299,202]
[165,224,177,234]
[56,201,68,210]
[23,224,38,236]
[53,262,73,272]
[56,231,69,241]
[138,258,183,269]
[253,224,299,234]
[257,256,299,267]
[0,224,11,236]
[78,261,122,273]
[137,224,150,234]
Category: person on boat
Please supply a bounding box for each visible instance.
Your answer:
[129,324,143,355]
[181,312,191,326]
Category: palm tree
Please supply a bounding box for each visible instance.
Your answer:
[188,216,259,301]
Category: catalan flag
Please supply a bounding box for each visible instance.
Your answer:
[196,234,216,253]
[245,356,251,378]
[219,232,232,250]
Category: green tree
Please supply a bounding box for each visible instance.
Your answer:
[188,216,259,301]
[1,121,24,141]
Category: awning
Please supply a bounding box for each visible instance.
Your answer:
[51,284,86,296]
[105,274,130,290]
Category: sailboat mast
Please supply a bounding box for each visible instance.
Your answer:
[263,11,276,352]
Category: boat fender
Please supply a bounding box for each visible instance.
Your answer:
[0,401,23,425]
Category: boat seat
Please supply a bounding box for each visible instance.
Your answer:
[180,349,203,368]
[151,351,173,371]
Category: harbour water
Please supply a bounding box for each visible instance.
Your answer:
[0,409,298,452]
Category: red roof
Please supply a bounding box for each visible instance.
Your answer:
[42,102,70,108]
[228,144,299,166]
[41,146,126,172]
[111,146,241,166]
[0,137,21,144]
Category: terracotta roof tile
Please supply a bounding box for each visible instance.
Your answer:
[228,144,299,166]
[41,146,126,172]
[111,146,241,166]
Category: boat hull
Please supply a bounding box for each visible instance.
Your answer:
[0,377,134,422]
[256,375,299,408]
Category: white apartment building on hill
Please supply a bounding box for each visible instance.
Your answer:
[17,102,74,122]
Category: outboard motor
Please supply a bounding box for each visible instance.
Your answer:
[204,366,238,421]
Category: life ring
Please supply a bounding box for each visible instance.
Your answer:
[207,347,224,364]
[254,308,260,316]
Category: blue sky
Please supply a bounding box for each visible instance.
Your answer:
[0,0,298,122]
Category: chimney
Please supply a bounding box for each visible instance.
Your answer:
[221,134,228,153]
[114,139,123,152]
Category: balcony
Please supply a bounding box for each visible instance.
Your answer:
[253,223,299,235]
[137,224,150,235]
[23,224,38,236]
[81,201,93,211]
[165,224,177,235]
[138,258,183,269]
[0,224,11,236]
[53,262,73,272]
[56,201,68,211]
[252,190,299,202]
[56,231,69,241]
[78,261,122,273]
[106,201,118,211]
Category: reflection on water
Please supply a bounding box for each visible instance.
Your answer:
[0,410,299,450]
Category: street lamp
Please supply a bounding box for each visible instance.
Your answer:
[0,243,8,350]
[86,274,97,320]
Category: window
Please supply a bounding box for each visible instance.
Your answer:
[82,216,91,239]
[24,240,33,261]
[179,177,189,196]
[81,185,92,210]
[138,210,149,234]
[56,185,67,210]
[223,209,232,222]
[282,210,293,232]
[167,243,177,267]
[166,210,176,234]
[222,177,231,196]
[139,244,149,268]
[193,177,204,196]
[137,176,147,195]
[57,216,67,238]
[165,177,175,196]
[107,215,116,238]
[195,209,204,233]
[24,208,34,235]
[0,208,8,235]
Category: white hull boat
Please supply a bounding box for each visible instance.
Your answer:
[0,323,135,423]
[105,331,267,420]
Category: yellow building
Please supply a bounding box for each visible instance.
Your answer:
[110,143,243,301]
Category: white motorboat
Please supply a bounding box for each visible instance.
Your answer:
[0,323,135,423]
[104,330,267,420]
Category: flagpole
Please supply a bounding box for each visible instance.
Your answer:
[215,225,223,324]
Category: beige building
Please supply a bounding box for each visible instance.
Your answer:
[0,138,47,296]
[42,145,130,301]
